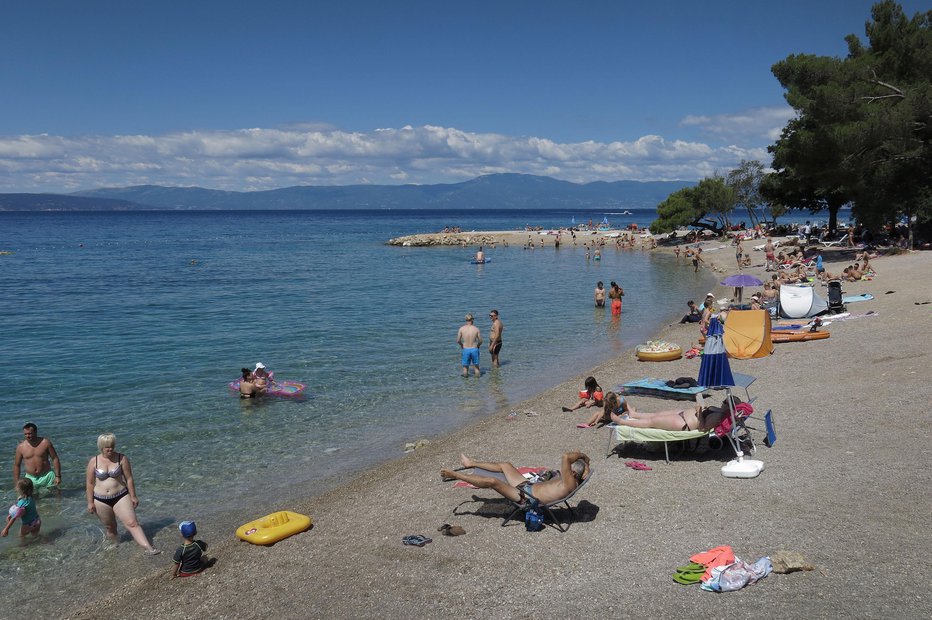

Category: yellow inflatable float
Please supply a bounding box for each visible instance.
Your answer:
[635,341,682,362]
[236,510,312,545]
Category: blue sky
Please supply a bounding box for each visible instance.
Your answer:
[0,0,927,192]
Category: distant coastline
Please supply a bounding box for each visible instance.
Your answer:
[0,173,694,211]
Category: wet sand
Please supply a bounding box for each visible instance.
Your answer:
[63,245,932,619]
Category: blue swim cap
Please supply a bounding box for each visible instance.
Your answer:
[179,520,197,538]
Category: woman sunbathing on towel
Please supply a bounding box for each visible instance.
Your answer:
[609,396,741,432]
[578,392,629,428]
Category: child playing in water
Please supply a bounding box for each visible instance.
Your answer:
[171,520,210,578]
[2,478,41,539]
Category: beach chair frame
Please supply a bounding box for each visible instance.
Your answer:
[501,469,594,533]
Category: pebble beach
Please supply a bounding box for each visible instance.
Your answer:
[54,239,932,619]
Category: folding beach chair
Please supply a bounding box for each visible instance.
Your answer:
[454,467,594,533]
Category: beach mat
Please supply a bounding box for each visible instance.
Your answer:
[616,378,708,400]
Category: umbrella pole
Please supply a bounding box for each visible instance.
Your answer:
[720,388,765,478]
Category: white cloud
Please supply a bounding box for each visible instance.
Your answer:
[680,106,795,142]
[0,117,781,192]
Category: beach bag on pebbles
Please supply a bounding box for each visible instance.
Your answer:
[525,508,544,531]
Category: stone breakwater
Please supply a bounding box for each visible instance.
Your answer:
[387,232,504,247]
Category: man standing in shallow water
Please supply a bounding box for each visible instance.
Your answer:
[13,422,61,490]
[457,313,482,377]
[488,309,503,368]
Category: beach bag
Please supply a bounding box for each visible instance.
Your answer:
[525,507,544,532]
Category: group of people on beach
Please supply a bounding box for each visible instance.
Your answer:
[443,379,742,508]
[557,375,743,433]
[6,422,210,578]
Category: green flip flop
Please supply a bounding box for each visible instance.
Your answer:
[672,571,704,585]
[675,562,706,573]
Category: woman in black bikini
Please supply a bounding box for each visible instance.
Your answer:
[85,433,160,555]
[609,396,741,432]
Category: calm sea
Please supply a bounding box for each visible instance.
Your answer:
[0,208,712,611]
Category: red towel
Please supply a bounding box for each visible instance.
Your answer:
[690,545,736,580]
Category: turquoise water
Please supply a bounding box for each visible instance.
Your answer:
[0,208,712,611]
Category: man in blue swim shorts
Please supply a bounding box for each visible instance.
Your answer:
[456,313,483,377]
[13,423,61,490]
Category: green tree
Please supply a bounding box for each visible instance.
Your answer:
[768,1,932,243]
[726,160,765,229]
[650,187,697,234]
[693,176,736,232]
[650,176,734,235]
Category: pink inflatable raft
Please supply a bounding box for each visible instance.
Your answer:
[229,379,307,398]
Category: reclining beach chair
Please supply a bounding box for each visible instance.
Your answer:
[455,467,594,533]
[605,426,711,463]
[605,400,759,463]
[820,233,848,248]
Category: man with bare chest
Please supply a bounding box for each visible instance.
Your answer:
[13,422,61,489]
[488,309,504,368]
[456,313,482,377]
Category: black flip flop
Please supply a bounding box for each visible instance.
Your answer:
[402,535,432,547]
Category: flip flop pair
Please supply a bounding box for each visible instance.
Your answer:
[672,571,704,585]
[402,535,432,547]
[672,562,707,585]
[624,460,652,471]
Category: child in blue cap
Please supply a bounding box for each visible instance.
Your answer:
[171,520,209,578]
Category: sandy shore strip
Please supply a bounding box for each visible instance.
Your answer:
[63,249,932,619]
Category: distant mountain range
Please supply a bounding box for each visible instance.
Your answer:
[0,174,695,211]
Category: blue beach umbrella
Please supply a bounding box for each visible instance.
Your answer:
[700,316,764,478]
[700,315,764,478]
[698,316,735,389]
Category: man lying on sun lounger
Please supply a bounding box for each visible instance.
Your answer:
[441,451,590,506]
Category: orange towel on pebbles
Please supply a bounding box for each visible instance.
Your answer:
[690,545,736,580]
